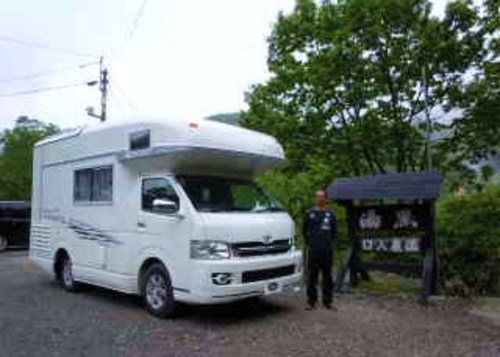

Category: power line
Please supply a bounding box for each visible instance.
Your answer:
[127,0,150,42]
[0,61,99,84]
[0,81,93,98]
[110,82,139,113]
[0,35,99,58]
[106,0,152,69]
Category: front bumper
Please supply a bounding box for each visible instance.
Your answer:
[175,250,303,304]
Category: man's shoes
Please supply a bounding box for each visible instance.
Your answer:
[305,304,316,311]
[323,303,337,311]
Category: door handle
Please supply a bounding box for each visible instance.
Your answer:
[169,213,186,220]
[137,221,146,228]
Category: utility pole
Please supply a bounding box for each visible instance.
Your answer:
[86,56,109,122]
[99,57,108,122]
[422,65,432,170]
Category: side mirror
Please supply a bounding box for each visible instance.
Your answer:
[152,198,178,214]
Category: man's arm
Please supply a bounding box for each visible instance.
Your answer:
[331,211,337,242]
[302,211,310,247]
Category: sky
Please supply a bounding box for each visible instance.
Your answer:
[0,0,450,131]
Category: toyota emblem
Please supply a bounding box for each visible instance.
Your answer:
[263,234,273,245]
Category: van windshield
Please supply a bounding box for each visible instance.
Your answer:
[176,176,284,213]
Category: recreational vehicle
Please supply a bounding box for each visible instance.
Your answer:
[29,118,302,317]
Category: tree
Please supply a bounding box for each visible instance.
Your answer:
[449,0,499,164]
[0,117,59,200]
[242,0,485,181]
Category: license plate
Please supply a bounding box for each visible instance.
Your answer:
[264,281,282,295]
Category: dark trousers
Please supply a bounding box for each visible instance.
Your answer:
[306,251,333,306]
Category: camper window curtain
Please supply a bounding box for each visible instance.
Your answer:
[74,166,113,202]
[92,167,113,202]
[74,169,93,201]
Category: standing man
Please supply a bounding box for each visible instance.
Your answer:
[303,190,337,310]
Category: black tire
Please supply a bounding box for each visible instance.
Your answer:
[58,254,79,292]
[0,235,7,252]
[141,263,177,318]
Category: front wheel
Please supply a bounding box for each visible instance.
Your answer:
[0,235,7,252]
[141,263,177,318]
[59,255,79,292]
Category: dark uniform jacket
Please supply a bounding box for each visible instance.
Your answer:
[303,209,337,256]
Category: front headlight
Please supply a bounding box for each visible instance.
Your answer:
[190,240,231,260]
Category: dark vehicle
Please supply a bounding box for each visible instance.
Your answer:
[0,201,31,251]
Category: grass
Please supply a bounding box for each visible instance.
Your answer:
[351,271,422,295]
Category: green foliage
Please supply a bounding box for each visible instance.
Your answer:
[438,185,500,295]
[0,117,59,200]
[243,0,486,177]
[257,169,349,252]
[243,0,499,296]
[445,0,499,168]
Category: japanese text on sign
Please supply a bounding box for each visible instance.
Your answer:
[361,238,420,253]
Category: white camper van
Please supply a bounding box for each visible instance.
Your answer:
[29,118,302,317]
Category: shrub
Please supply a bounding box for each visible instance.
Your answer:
[257,170,349,251]
[438,185,500,295]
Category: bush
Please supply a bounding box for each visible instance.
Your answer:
[438,185,500,296]
[257,170,349,253]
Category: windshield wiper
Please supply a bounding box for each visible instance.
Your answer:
[253,206,284,213]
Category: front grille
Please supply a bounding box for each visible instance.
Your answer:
[242,265,295,283]
[232,239,291,257]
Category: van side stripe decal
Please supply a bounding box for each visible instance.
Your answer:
[44,214,123,245]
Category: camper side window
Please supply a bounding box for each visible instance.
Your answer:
[142,178,179,214]
[74,166,113,203]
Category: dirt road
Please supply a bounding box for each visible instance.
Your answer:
[1,251,499,357]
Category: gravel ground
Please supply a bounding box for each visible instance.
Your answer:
[0,251,499,357]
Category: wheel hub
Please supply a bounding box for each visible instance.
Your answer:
[146,274,167,310]
[63,260,73,287]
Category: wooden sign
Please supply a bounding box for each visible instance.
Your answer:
[327,172,442,302]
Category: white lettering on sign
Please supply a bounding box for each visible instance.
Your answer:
[393,209,419,229]
[362,239,373,250]
[361,238,420,253]
[359,209,382,230]
[374,239,390,252]
[391,238,403,253]
[404,238,420,253]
